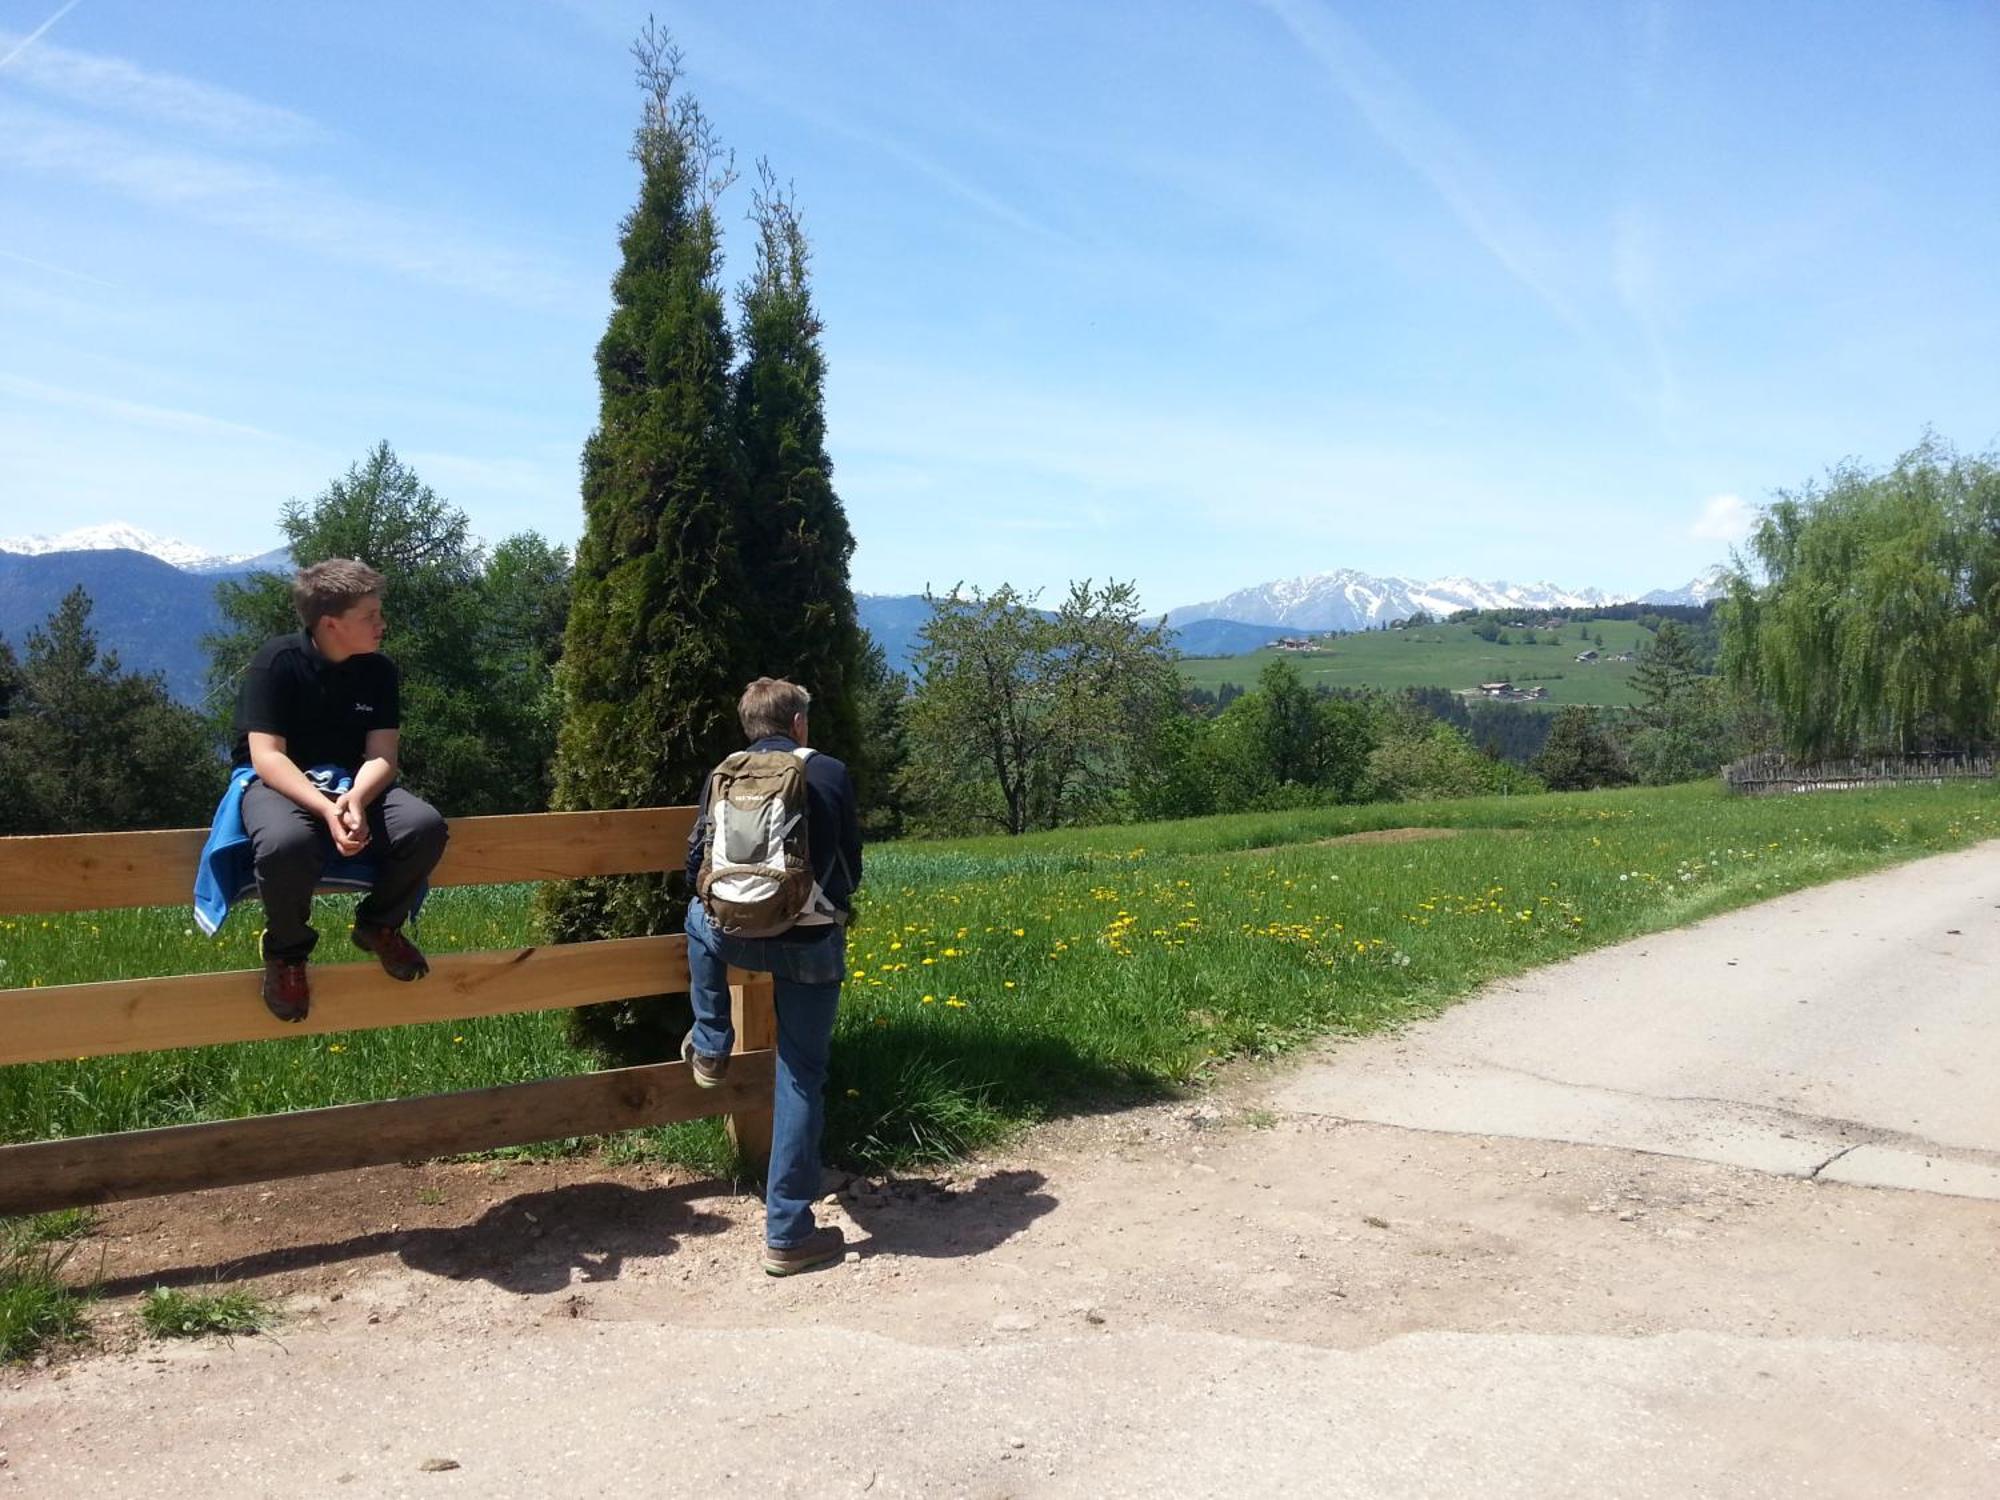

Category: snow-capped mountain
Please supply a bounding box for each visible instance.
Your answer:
[0,522,266,573]
[1637,566,1733,607]
[1164,570,1625,632]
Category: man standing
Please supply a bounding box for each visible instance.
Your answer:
[233,559,448,1022]
[682,677,863,1277]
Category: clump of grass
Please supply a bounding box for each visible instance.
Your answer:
[1,1213,96,1362]
[2,1207,97,1251]
[140,1285,272,1340]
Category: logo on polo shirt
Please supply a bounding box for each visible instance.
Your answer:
[353,702,374,713]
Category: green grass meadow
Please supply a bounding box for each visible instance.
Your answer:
[4,780,1995,1181]
[1177,616,1660,705]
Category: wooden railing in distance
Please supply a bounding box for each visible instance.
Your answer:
[0,806,776,1220]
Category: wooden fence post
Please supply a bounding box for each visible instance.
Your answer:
[727,970,777,1171]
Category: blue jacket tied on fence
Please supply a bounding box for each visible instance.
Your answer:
[192,765,410,936]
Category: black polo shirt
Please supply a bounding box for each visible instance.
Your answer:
[231,632,401,771]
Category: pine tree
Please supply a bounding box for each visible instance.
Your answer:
[543,26,750,1062]
[732,162,866,767]
[0,589,221,834]
[1533,706,1631,791]
[1631,621,1704,734]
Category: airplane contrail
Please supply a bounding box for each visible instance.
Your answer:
[0,0,84,71]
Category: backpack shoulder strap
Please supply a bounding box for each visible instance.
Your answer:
[792,746,817,762]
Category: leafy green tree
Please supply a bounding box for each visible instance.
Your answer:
[0,637,28,825]
[733,162,867,769]
[1129,701,1220,822]
[1723,437,2000,756]
[0,636,19,719]
[1364,700,1537,801]
[901,582,1179,834]
[850,636,909,839]
[1253,659,1319,787]
[542,25,752,1064]
[1533,706,1631,791]
[0,589,222,834]
[1626,677,1735,785]
[1312,694,1376,802]
[206,443,565,816]
[478,532,574,810]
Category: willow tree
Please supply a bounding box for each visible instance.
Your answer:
[1722,437,2000,757]
[543,26,750,1062]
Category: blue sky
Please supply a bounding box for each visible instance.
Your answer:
[2,1,1996,609]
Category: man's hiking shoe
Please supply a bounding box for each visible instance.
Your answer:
[261,959,311,1023]
[681,1034,730,1089]
[763,1226,844,1277]
[352,922,430,981]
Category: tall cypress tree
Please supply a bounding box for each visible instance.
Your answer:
[545,27,748,1061]
[732,162,866,769]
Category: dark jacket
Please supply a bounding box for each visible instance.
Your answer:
[685,737,863,935]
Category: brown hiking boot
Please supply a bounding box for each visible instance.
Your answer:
[681,1033,730,1089]
[352,922,430,981]
[261,958,311,1023]
[763,1225,844,1277]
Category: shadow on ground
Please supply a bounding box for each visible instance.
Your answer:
[843,1168,1057,1259]
[94,1181,733,1298]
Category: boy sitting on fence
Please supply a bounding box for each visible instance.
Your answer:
[682,677,863,1277]
[224,559,449,1022]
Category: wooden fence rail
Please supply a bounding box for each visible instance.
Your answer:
[1723,751,1996,796]
[0,806,770,1219]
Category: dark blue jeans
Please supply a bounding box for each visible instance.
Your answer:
[684,900,846,1249]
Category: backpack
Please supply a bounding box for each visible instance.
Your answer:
[696,747,830,938]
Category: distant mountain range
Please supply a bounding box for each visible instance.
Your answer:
[0,522,284,575]
[1164,566,1730,633]
[0,523,1732,702]
[0,549,262,704]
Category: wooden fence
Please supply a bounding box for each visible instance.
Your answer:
[1723,751,1997,796]
[0,807,774,1219]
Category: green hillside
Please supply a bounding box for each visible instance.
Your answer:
[1178,616,1661,706]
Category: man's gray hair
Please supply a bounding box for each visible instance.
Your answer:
[738,677,811,739]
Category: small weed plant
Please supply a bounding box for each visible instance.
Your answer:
[140,1286,271,1340]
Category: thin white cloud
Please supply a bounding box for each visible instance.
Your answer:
[1260,0,1591,341]
[836,118,1070,246]
[0,0,82,71]
[557,0,1067,246]
[0,370,283,441]
[0,31,320,144]
[0,104,582,306]
[1612,205,1681,427]
[0,244,118,288]
[1691,492,1755,542]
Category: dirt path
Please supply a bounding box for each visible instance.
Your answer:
[4,845,1998,1497]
